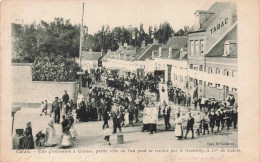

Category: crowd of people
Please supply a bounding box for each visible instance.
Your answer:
[15,67,238,149]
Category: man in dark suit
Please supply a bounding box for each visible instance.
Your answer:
[184,112,195,139]
[62,90,70,105]
[163,104,171,130]
[111,102,122,133]
[51,97,61,124]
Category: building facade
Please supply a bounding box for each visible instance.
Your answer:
[187,2,237,101]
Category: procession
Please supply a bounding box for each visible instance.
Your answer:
[12,67,238,149]
[10,2,238,149]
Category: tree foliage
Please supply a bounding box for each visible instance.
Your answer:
[32,55,80,82]
[13,18,81,63]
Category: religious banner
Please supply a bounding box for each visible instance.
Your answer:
[137,68,144,80]
[159,83,169,106]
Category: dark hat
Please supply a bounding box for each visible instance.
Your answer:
[55,97,58,100]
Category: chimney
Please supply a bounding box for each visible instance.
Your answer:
[141,40,146,48]
[194,10,214,30]
[153,38,159,44]
[152,50,155,59]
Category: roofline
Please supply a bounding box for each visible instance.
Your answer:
[187,29,206,34]
[205,22,237,55]
[138,44,157,60]
[194,10,215,15]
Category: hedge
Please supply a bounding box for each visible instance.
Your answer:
[32,56,80,82]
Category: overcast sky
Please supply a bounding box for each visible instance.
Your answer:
[5,0,216,34]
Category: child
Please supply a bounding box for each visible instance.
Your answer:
[202,112,210,135]
[103,124,111,145]
[35,130,45,146]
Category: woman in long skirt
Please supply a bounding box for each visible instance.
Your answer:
[23,122,34,149]
[44,120,57,147]
[174,113,183,140]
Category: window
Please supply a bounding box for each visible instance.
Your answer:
[200,40,205,55]
[204,81,207,85]
[224,69,229,76]
[216,68,221,74]
[199,80,203,85]
[208,67,213,74]
[180,76,183,82]
[190,41,194,56]
[194,67,198,71]
[232,70,237,77]
[199,65,203,71]
[174,74,178,81]
[216,84,221,88]
[195,40,199,56]
[208,82,213,86]
[224,42,230,55]
[189,64,193,69]
[189,78,193,82]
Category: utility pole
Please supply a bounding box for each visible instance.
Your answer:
[78,2,85,93]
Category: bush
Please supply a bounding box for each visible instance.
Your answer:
[32,56,80,82]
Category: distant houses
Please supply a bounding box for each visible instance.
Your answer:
[103,2,238,101]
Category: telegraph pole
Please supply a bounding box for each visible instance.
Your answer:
[78,3,85,93]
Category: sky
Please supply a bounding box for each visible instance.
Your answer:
[4,0,216,34]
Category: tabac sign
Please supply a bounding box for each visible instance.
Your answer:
[210,18,229,34]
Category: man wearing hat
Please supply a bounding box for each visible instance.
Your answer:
[62,90,70,105]
[51,97,61,124]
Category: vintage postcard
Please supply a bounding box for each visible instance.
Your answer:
[0,0,259,161]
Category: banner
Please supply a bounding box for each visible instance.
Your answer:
[159,83,169,106]
[137,68,144,80]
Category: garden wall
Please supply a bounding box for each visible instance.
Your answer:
[12,63,78,106]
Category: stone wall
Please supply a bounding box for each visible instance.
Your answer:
[12,63,78,106]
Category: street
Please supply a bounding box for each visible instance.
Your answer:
[13,105,237,149]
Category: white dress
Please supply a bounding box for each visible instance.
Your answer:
[45,124,57,146]
[174,117,183,137]
[124,112,129,125]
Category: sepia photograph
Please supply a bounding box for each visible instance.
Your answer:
[1,0,259,161]
[10,1,238,150]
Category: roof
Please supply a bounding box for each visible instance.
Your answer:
[81,51,102,61]
[100,53,108,62]
[132,44,152,60]
[136,44,162,61]
[205,25,237,58]
[189,2,236,33]
[163,36,188,49]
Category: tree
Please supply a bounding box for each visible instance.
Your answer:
[154,22,174,44]
[13,18,81,63]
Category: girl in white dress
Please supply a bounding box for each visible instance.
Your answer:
[174,113,183,140]
[45,120,57,147]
